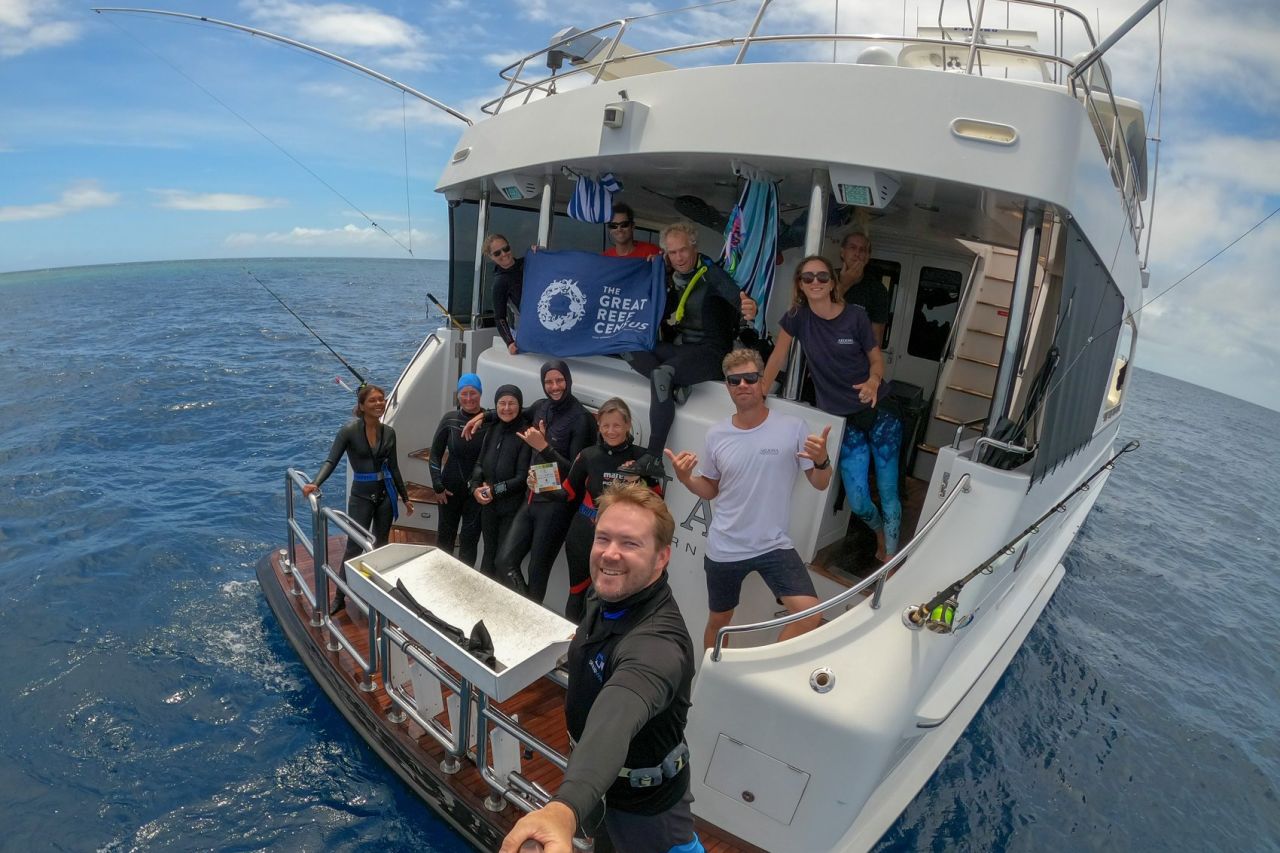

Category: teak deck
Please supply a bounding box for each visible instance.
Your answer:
[257,533,760,853]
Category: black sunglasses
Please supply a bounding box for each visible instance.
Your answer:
[799,271,832,284]
[725,372,762,386]
[606,220,634,230]
[491,245,512,257]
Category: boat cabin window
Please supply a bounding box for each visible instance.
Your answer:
[907,266,963,361]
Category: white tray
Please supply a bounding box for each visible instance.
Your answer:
[346,544,574,702]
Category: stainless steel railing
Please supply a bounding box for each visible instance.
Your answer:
[480,0,1157,247]
[710,473,972,662]
[283,467,378,687]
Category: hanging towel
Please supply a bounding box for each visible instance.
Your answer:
[568,172,623,223]
[720,177,778,334]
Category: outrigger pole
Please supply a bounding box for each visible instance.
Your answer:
[92,7,474,127]
[246,269,367,388]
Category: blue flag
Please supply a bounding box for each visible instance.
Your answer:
[516,250,666,357]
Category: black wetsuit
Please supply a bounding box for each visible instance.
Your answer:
[625,255,744,454]
[492,257,524,349]
[495,360,596,603]
[556,574,696,848]
[562,436,657,622]
[429,407,489,567]
[469,390,531,579]
[312,418,409,565]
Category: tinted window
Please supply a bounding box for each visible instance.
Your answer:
[907,266,963,360]
[863,258,900,348]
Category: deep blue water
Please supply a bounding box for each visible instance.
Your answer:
[1,258,1276,852]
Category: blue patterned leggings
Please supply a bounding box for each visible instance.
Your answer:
[839,410,904,555]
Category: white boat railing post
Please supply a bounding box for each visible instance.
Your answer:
[537,177,556,248]
[733,0,773,64]
[590,20,630,85]
[471,191,490,328]
[964,0,990,74]
[783,172,829,401]
[986,200,1045,432]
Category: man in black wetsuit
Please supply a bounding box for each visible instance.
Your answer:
[624,220,757,455]
[500,484,700,853]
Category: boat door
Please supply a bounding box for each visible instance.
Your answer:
[882,253,972,401]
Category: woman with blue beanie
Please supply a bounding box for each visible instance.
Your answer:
[428,373,488,566]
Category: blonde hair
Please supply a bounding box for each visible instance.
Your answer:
[722,348,764,375]
[596,397,633,425]
[660,220,699,249]
[841,229,871,250]
[790,255,843,311]
[597,482,675,548]
[484,233,510,254]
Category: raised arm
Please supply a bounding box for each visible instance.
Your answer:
[761,326,795,395]
[664,448,719,501]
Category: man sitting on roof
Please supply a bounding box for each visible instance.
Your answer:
[623,220,756,454]
[603,203,662,260]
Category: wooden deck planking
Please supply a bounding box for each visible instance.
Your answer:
[270,533,757,852]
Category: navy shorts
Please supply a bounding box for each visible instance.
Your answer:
[704,548,817,613]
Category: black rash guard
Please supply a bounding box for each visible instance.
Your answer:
[556,573,694,822]
[492,256,525,348]
[469,414,532,505]
[429,408,488,494]
[313,418,408,502]
[563,436,656,518]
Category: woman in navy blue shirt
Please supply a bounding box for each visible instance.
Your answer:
[762,255,903,560]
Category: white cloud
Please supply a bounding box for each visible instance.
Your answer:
[0,180,118,221]
[151,190,288,211]
[241,0,435,69]
[0,0,81,58]
[224,222,434,251]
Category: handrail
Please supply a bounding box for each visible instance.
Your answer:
[952,417,987,449]
[482,33,1079,115]
[710,473,972,661]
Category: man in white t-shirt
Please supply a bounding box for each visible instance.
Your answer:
[666,348,833,650]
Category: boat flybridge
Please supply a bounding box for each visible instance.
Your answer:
[258,1,1159,849]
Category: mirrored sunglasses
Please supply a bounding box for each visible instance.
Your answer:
[725,372,762,386]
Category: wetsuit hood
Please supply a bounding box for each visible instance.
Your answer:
[494,383,524,410]
[540,359,575,415]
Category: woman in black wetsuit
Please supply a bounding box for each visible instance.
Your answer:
[561,397,663,621]
[493,360,596,603]
[428,373,488,567]
[302,383,413,614]
[486,233,524,355]
[469,385,532,579]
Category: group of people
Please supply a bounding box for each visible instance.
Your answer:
[302,216,906,853]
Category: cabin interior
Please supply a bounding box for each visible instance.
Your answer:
[435,157,1134,579]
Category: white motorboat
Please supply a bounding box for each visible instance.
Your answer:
[246,2,1161,849]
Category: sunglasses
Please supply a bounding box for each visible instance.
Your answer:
[725,372,762,386]
[606,220,634,230]
[799,271,832,284]
[491,245,512,257]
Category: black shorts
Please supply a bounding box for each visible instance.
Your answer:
[704,548,817,613]
[603,790,701,853]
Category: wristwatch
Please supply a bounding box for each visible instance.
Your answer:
[814,457,831,470]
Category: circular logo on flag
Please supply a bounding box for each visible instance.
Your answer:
[537,279,587,332]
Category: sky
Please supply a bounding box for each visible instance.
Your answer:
[2,0,1278,410]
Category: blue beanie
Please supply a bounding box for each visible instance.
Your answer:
[457,373,482,393]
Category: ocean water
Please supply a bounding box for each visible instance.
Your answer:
[0,258,1276,852]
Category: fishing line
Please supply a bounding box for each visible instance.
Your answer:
[246,269,367,386]
[999,202,1279,449]
[97,13,414,256]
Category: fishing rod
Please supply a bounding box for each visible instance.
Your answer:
[427,292,466,332]
[909,439,1140,634]
[245,269,366,387]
